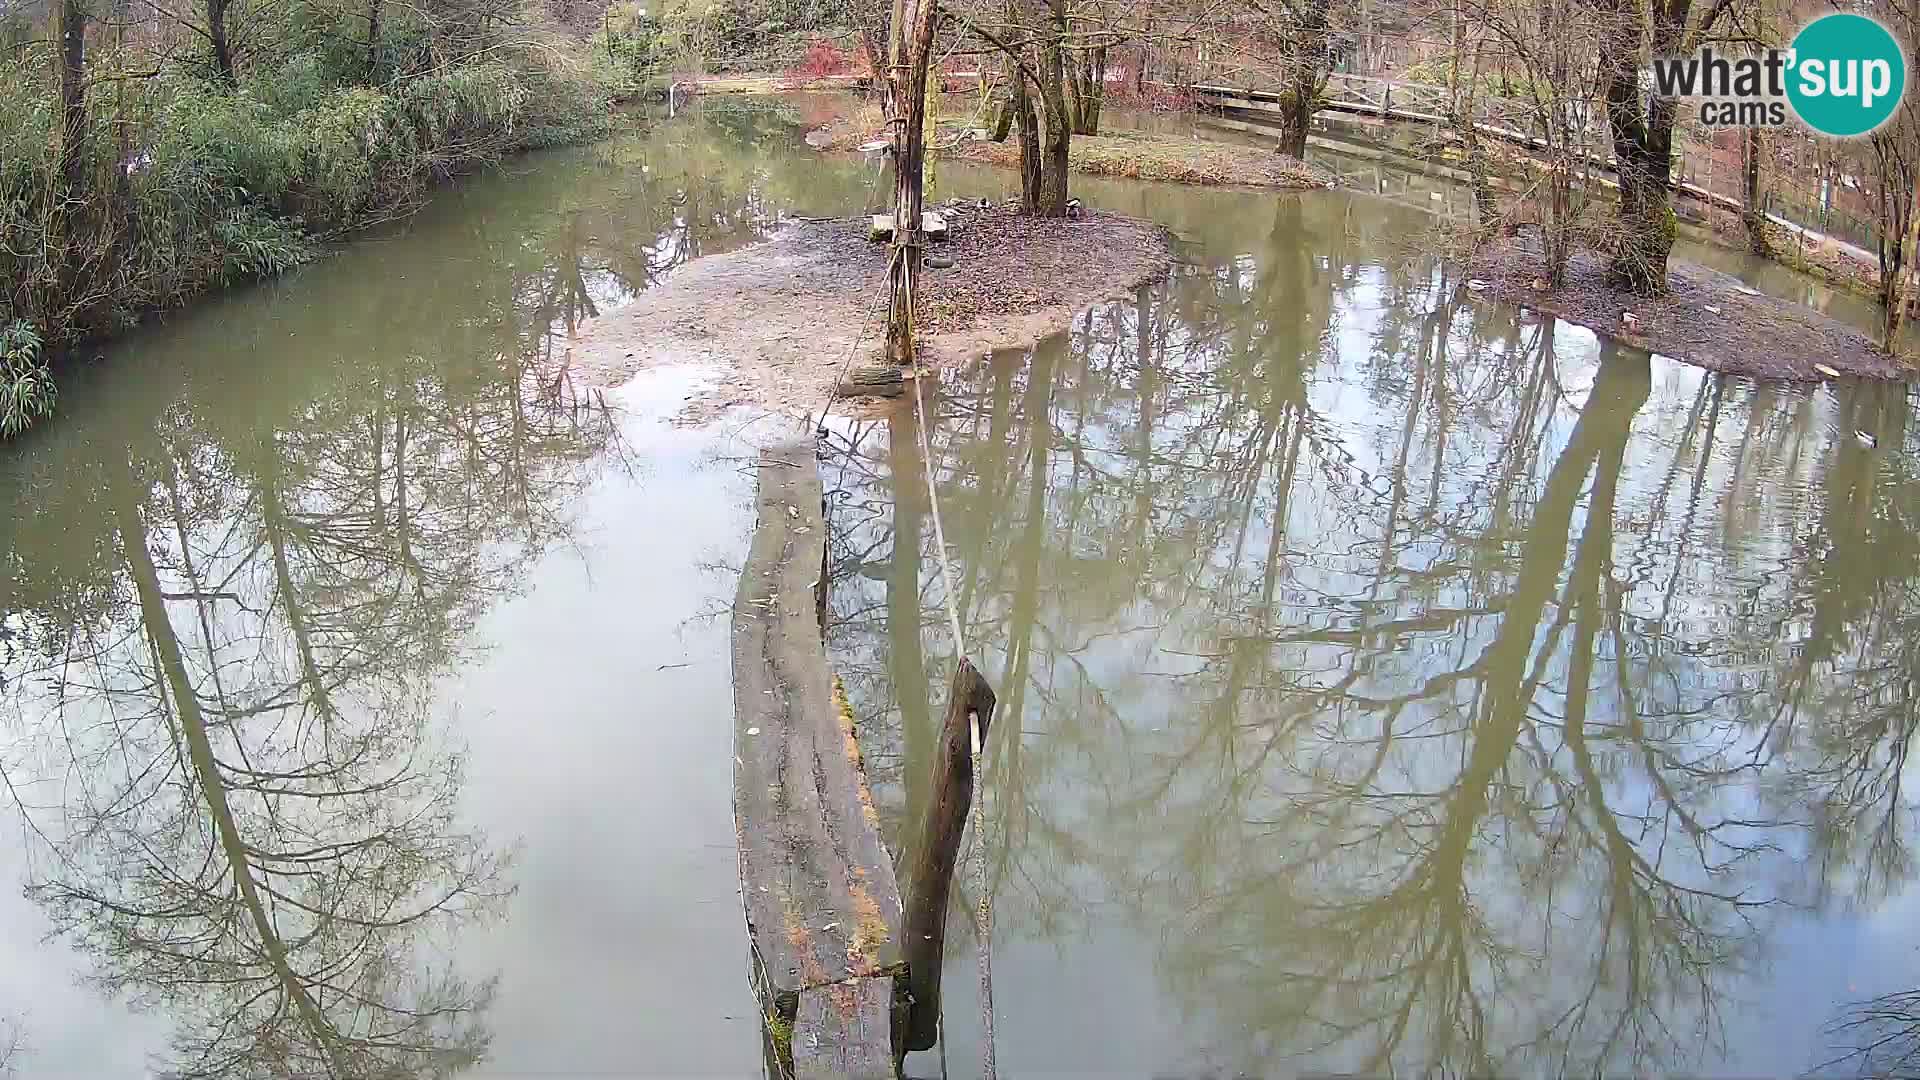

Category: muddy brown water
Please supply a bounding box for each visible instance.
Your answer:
[0,96,1913,1078]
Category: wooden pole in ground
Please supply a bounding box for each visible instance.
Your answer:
[885,0,939,365]
[898,658,996,1052]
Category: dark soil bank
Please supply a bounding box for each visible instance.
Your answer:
[1467,232,1914,380]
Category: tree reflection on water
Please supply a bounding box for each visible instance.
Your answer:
[827,190,1920,1077]
[0,175,631,1080]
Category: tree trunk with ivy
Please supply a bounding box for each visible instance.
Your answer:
[51,0,88,199]
[1594,0,1725,296]
[208,0,237,83]
[1012,66,1042,209]
[1275,0,1329,159]
[1033,0,1072,217]
[368,0,383,79]
[44,0,94,332]
[1597,9,1677,293]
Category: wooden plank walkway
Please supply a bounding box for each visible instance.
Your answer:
[732,438,904,1079]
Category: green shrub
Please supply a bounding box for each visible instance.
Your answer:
[245,53,333,117]
[399,64,530,149]
[152,82,298,205]
[212,208,312,283]
[0,18,620,438]
[0,321,56,439]
[290,86,409,218]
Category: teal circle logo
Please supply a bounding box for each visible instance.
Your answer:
[1787,13,1906,137]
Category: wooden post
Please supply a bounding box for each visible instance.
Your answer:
[885,0,940,365]
[898,658,996,1052]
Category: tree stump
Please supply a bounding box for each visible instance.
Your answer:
[898,660,997,1052]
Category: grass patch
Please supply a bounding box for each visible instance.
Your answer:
[766,1008,795,1076]
[955,130,1332,188]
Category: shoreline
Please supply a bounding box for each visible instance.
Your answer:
[1465,231,1913,380]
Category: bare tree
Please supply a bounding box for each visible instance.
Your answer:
[1742,127,1772,256]
[206,0,236,81]
[1464,0,1612,283]
[1823,989,1920,1078]
[1872,0,1920,348]
[0,1019,20,1077]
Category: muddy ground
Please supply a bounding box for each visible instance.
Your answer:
[566,205,1175,420]
[1467,232,1914,380]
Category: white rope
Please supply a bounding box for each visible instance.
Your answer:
[910,370,967,661]
[969,702,996,1080]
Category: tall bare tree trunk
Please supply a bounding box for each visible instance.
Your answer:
[1741,127,1771,256]
[1448,5,1499,239]
[1033,1,1072,217]
[990,59,1016,141]
[1013,67,1042,211]
[368,0,383,78]
[884,0,940,363]
[1884,174,1920,352]
[1066,45,1106,134]
[208,0,236,83]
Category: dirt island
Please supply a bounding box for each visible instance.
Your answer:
[1467,231,1916,381]
[566,204,1176,419]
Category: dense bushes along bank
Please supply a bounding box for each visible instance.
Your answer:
[0,4,637,438]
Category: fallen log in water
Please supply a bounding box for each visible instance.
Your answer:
[732,439,904,1078]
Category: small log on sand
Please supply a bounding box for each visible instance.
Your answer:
[838,366,907,398]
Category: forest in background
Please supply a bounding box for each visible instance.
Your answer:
[0,0,639,437]
[8,0,1920,439]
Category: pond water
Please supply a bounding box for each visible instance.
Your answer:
[0,101,856,1077]
[826,134,1920,1077]
[0,95,1913,1079]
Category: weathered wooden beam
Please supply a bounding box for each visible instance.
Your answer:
[866,213,950,244]
[794,976,896,1080]
[898,659,997,1052]
[732,439,906,1069]
[838,366,907,399]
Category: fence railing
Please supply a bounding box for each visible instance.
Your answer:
[1193,75,1882,268]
